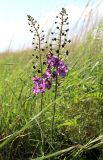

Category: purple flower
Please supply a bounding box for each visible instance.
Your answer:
[53,56,60,68]
[47,51,60,68]
[45,78,52,89]
[32,78,46,95]
[32,75,52,95]
[32,51,69,95]
[43,69,53,78]
[47,51,68,78]
[32,76,41,85]
[57,61,68,77]
[33,84,46,95]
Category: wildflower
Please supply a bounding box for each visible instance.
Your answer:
[43,68,53,79]
[32,76,41,85]
[47,51,60,68]
[32,51,68,95]
[57,61,68,77]
[32,77,46,95]
[32,75,52,95]
[33,83,46,95]
[46,51,68,78]
[45,78,52,89]
[46,51,54,67]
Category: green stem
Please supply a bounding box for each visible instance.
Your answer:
[51,75,58,144]
[38,34,44,154]
[38,36,43,113]
[51,14,63,144]
[58,15,63,57]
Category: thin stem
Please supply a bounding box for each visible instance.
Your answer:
[38,36,43,75]
[51,75,58,144]
[51,13,64,145]
[38,31,44,155]
[38,36,43,113]
[58,13,63,55]
[28,16,45,154]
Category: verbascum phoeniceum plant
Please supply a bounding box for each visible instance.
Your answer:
[27,7,71,146]
[27,15,46,113]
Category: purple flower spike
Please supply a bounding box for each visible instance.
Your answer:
[33,78,46,95]
[32,75,52,95]
[32,76,41,85]
[32,51,69,95]
[57,61,68,77]
[33,85,45,95]
[43,69,53,79]
[47,51,60,68]
[53,57,60,68]
[46,51,68,78]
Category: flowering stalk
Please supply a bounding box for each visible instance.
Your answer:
[27,15,46,154]
[27,15,45,112]
[50,8,71,144]
[27,8,71,149]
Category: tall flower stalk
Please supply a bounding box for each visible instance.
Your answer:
[50,8,71,144]
[27,15,46,155]
[27,15,45,112]
[27,8,71,150]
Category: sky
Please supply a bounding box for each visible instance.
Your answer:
[0,0,103,52]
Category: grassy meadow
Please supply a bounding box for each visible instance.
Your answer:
[0,6,103,160]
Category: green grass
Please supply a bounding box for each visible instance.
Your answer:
[0,23,103,159]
